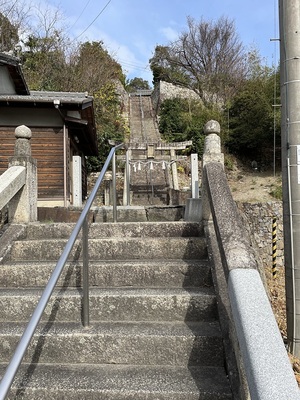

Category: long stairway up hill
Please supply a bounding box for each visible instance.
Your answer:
[129,93,170,206]
[129,93,160,143]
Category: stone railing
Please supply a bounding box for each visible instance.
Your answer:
[201,120,299,400]
[0,125,37,223]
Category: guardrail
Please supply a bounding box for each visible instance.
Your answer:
[0,141,124,399]
[202,120,300,400]
[0,166,26,209]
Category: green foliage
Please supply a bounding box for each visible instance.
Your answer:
[158,98,223,156]
[0,13,19,52]
[87,82,127,172]
[125,77,151,93]
[269,184,282,200]
[21,37,127,171]
[224,154,235,171]
[70,41,123,93]
[22,34,67,90]
[226,68,280,163]
[149,45,190,86]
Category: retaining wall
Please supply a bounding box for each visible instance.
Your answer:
[236,201,283,269]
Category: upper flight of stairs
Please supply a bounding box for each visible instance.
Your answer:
[129,94,171,206]
[0,220,233,399]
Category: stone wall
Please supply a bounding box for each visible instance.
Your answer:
[151,81,199,114]
[236,201,283,269]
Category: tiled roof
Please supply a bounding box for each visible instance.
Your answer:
[0,91,93,105]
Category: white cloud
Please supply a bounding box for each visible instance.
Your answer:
[159,26,179,42]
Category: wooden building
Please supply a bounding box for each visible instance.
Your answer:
[0,52,98,207]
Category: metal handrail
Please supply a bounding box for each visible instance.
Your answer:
[0,143,124,400]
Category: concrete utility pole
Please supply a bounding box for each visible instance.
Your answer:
[279,0,300,356]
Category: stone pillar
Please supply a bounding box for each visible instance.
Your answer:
[8,125,37,223]
[202,120,224,221]
[72,156,82,207]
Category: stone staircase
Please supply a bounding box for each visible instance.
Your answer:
[130,165,169,206]
[0,221,232,399]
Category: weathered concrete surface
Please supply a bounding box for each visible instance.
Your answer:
[203,162,258,275]
[205,222,249,400]
[24,221,203,240]
[2,364,232,400]
[7,126,38,223]
[0,224,26,264]
[0,321,224,366]
[229,269,300,400]
[0,259,212,288]
[0,287,217,323]
[184,198,202,222]
[0,166,25,211]
[0,220,232,399]
[8,236,208,261]
[201,152,299,398]
[38,205,185,223]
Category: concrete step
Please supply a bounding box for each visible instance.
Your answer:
[93,205,186,222]
[24,221,203,240]
[8,237,207,262]
[0,287,217,323]
[0,219,232,397]
[0,321,224,366]
[0,259,212,288]
[1,364,232,400]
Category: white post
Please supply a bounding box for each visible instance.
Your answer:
[72,155,82,207]
[170,149,179,190]
[123,149,131,206]
[191,153,199,198]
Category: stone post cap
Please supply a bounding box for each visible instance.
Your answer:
[15,125,32,139]
[204,120,220,135]
[14,125,32,156]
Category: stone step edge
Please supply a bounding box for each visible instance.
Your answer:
[0,286,216,297]
[0,363,232,398]
[0,320,222,338]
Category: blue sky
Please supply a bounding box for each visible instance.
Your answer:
[43,0,279,85]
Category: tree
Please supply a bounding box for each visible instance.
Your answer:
[125,77,151,93]
[20,3,70,90]
[22,34,68,90]
[0,0,32,52]
[0,2,128,171]
[149,45,190,86]
[67,41,124,93]
[64,41,127,171]
[0,12,19,51]
[227,68,281,164]
[150,16,247,107]
[158,97,223,156]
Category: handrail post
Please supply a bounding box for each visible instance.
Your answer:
[112,151,117,223]
[82,216,89,327]
[125,149,130,206]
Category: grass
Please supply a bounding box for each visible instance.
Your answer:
[270,184,282,200]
